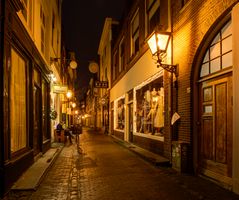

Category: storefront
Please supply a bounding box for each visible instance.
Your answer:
[111,50,169,156]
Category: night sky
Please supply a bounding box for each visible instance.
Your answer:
[62,0,128,99]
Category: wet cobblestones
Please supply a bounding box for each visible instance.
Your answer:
[6,129,239,200]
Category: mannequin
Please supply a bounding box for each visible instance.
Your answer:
[154,87,164,135]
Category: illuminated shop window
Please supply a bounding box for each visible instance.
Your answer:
[115,98,125,130]
[10,48,27,153]
[200,20,232,78]
[135,75,164,136]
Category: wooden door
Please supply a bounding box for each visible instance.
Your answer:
[199,74,232,184]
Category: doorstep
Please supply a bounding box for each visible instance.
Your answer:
[11,143,64,191]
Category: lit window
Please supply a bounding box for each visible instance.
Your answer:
[10,48,27,153]
[200,20,232,78]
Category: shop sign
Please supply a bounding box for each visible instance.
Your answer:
[53,85,68,93]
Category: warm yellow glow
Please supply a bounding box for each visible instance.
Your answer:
[66,90,72,99]
[70,60,77,69]
[72,102,76,108]
[75,110,79,114]
[147,33,158,55]
[147,32,170,54]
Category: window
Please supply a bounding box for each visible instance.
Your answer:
[112,51,118,81]
[119,37,125,73]
[200,20,232,78]
[146,0,160,35]
[181,0,190,8]
[52,12,55,46]
[10,48,27,153]
[42,79,48,141]
[135,75,164,136]
[131,11,139,56]
[20,0,33,31]
[40,5,46,55]
[115,98,125,130]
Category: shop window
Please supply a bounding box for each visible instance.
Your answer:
[115,98,125,130]
[10,48,27,153]
[131,10,139,57]
[135,76,164,136]
[200,20,232,78]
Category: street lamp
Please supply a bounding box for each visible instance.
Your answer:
[147,31,178,76]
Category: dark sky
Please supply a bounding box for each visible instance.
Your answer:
[62,0,127,99]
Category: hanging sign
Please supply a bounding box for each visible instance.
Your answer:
[94,81,108,88]
[53,85,68,93]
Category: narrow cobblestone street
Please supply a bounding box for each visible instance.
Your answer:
[8,128,239,200]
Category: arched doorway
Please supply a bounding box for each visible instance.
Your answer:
[193,18,233,187]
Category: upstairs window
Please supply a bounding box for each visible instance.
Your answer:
[181,0,190,8]
[131,11,139,57]
[112,51,118,81]
[200,20,232,78]
[20,0,33,32]
[40,5,46,55]
[119,37,125,73]
[146,0,160,35]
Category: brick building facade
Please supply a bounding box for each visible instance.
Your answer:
[108,0,239,194]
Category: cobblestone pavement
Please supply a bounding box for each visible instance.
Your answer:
[8,128,239,200]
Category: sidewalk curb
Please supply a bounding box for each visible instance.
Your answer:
[11,144,64,191]
[111,135,170,167]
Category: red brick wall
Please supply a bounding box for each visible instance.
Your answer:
[172,0,238,170]
[172,0,238,142]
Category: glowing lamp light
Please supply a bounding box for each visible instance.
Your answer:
[66,91,72,99]
[69,60,77,69]
[147,32,171,55]
[147,31,178,76]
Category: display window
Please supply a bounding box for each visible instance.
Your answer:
[135,75,164,136]
[114,97,125,130]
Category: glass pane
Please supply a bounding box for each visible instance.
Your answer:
[10,49,27,153]
[222,36,232,54]
[204,105,213,113]
[221,21,232,39]
[211,33,220,45]
[210,58,220,73]
[222,52,232,69]
[203,87,212,102]
[200,63,209,77]
[203,50,209,63]
[210,43,220,59]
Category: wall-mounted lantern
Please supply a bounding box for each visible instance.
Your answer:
[147,31,178,76]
